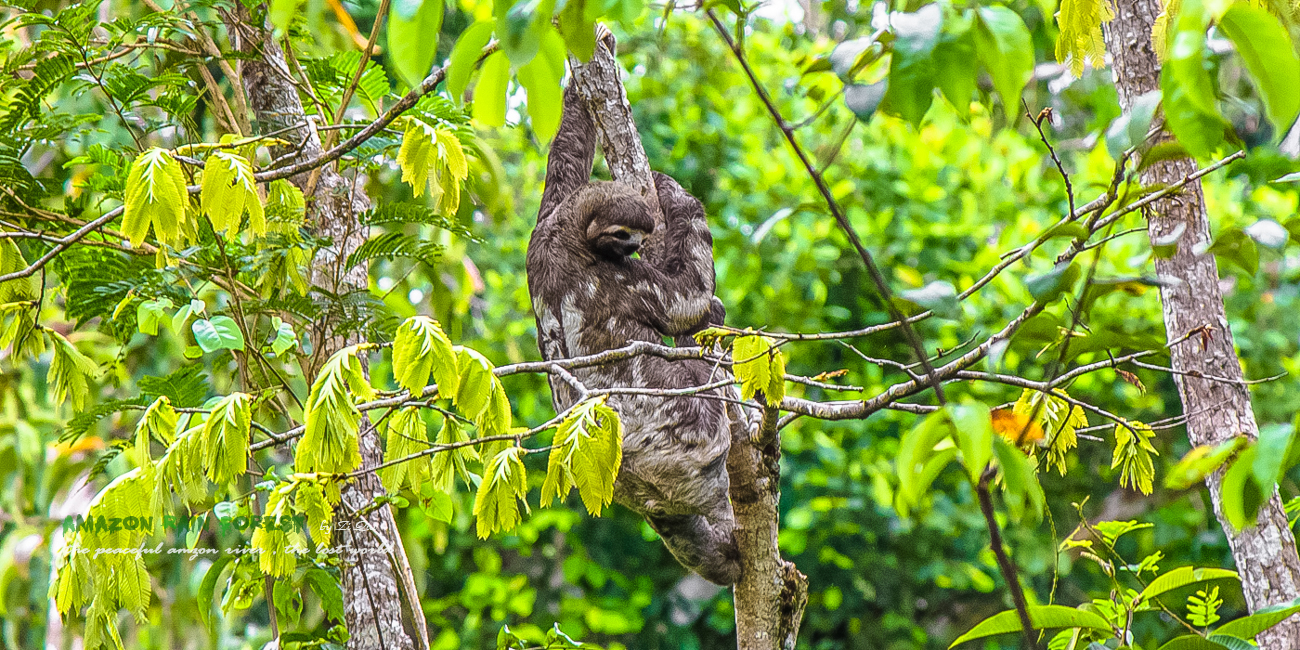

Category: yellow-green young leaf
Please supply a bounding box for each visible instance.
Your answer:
[49,546,91,614]
[1112,419,1159,495]
[82,469,152,552]
[434,128,469,216]
[476,376,513,438]
[430,417,478,493]
[733,334,784,405]
[516,29,566,140]
[392,316,459,396]
[474,447,528,538]
[472,51,510,127]
[381,406,433,493]
[203,393,251,484]
[0,239,39,358]
[1012,388,1084,476]
[541,397,623,516]
[130,396,178,467]
[1151,0,1182,61]
[296,345,373,474]
[454,346,496,419]
[46,330,99,410]
[252,487,299,577]
[156,424,208,505]
[294,479,335,548]
[201,151,264,237]
[123,147,189,247]
[397,118,436,197]
[1055,0,1114,76]
[115,552,152,620]
[1165,436,1248,490]
[993,438,1046,523]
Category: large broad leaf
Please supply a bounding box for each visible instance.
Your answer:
[880,4,942,126]
[974,6,1033,112]
[932,12,977,114]
[1139,566,1239,603]
[1160,0,1230,157]
[447,21,495,103]
[192,316,246,353]
[1155,636,1233,650]
[1222,444,1265,530]
[472,51,510,127]
[516,29,566,140]
[1216,599,1300,641]
[388,0,445,87]
[1217,4,1300,136]
[949,605,1112,647]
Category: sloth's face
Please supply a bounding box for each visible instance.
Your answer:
[586,204,655,261]
[590,223,649,260]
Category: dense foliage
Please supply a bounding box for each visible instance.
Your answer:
[5,0,1300,648]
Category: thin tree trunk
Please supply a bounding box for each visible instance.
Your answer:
[568,30,808,650]
[222,5,429,650]
[1102,4,1300,647]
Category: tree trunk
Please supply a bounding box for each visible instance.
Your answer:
[222,6,429,650]
[1103,4,1300,647]
[567,30,807,650]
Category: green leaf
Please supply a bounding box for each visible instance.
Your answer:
[473,446,528,538]
[305,569,344,621]
[47,330,100,410]
[1216,599,1300,640]
[880,4,941,126]
[388,0,445,87]
[270,318,298,356]
[1254,423,1294,492]
[136,297,173,336]
[732,334,785,406]
[1112,419,1158,495]
[1054,0,1113,76]
[949,605,1112,647]
[974,6,1033,111]
[200,151,264,237]
[296,344,372,474]
[269,0,303,32]
[192,316,246,353]
[993,437,1045,522]
[1160,0,1230,157]
[197,555,233,631]
[844,82,888,122]
[392,316,459,396]
[294,479,335,548]
[429,417,478,493]
[558,0,595,61]
[1025,262,1080,304]
[448,21,496,104]
[516,29,566,140]
[1139,566,1239,603]
[1217,4,1300,136]
[898,281,960,320]
[202,392,251,484]
[251,486,298,577]
[472,51,510,127]
[397,118,436,196]
[1155,635,1234,650]
[540,397,623,516]
[454,346,496,419]
[123,147,189,247]
[1187,586,1223,627]
[932,13,977,114]
[1205,228,1259,275]
[495,0,555,68]
[1222,445,1264,530]
[1165,436,1248,490]
[948,401,993,482]
[896,412,955,513]
[381,407,432,493]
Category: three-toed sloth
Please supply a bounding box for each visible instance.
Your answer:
[526,83,740,585]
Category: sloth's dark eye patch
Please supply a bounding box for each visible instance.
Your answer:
[613,230,632,240]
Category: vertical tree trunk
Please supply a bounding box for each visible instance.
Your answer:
[567,31,807,650]
[1103,4,1300,647]
[222,6,429,650]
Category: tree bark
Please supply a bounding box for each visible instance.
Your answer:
[567,29,807,650]
[222,6,429,650]
[1103,4,1300,647]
